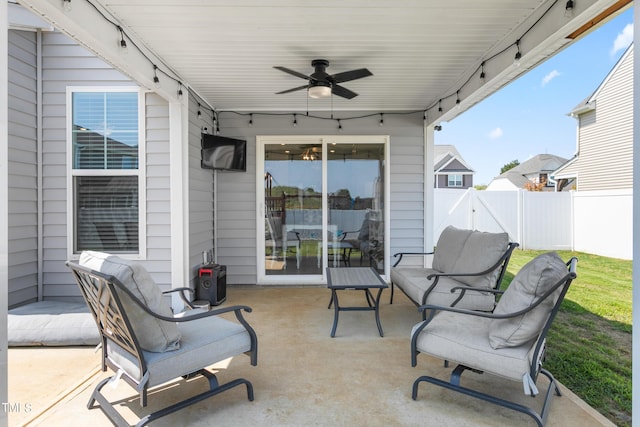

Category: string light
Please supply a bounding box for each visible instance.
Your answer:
[565,0,575,18]
[514,39,522,66]
[249,113,253,127]
[177,82,183,99]
[456,91,461,105]
[152,64,160,88]
[62,0,568,128]
[379,113,384,126]
[337,119,342,131]
[293,113,297,127]
[117,26,128,54]
[197,103,202,118]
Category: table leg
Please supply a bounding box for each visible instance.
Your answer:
[373,287,384,337]
[330,289,340,337]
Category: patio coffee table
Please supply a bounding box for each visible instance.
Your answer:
[326,267,388,337]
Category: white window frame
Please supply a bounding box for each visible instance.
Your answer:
[448,174,463,187]
[66,86,146,260]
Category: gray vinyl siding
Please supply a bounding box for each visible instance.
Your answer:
[188,95,215,286]
[8,30,38,308]
[39,31,172,300]
[216,112,425,284]
[570,46,633,191]
[144,93,172,289]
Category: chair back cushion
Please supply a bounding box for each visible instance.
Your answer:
[453,230,509,288]
[489,252,567,349]
[432,226,472,273]
[80,251,181,353]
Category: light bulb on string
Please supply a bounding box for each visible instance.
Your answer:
[480,62,486,81]
[197,103,202,118]
[379,113,384,127]
[177,82,183,100]
[337,120,342,132]
[438,99,442,113]
[249,114,253,127]
[565,0,575,18]
[118,27,128,54]
[293,114,297,127]
[514,40,522,67]
[152,65,161,88]
[455,91,461,110]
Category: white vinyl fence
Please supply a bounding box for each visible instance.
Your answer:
[434,188,632,260]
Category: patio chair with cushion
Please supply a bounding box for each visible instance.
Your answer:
[410,252,577,426]
[391,225,518,317]
[266,211,301,269]
[66,251,258,426]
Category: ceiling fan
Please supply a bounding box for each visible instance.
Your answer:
[274,59,373,99]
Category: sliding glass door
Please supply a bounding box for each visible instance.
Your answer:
[258,136,388,284]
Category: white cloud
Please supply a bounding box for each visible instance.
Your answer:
[541,70,560,87]
[611,23,634,56]
[488,127,503,139]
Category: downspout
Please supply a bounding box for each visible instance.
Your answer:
[37,30,43,301]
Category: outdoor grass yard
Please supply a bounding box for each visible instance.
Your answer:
[504,250,632,427]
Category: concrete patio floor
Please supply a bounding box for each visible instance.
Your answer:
[9,286,615,427]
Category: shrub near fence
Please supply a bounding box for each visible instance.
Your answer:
[434,188,632,260]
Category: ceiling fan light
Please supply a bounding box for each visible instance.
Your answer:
[308,85,331,99]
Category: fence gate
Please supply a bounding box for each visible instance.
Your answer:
[434,189,573,250]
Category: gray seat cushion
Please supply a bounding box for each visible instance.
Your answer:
[453,230,509,288]
[431,226,472,273]
[412,312,538,382]
[489,252,567,349]
[106,315,252,387]
[8,300,100,346]
[80,251,181,353]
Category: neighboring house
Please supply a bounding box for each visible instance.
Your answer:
[433,145,474,189]
[486,154,568,191]
[552,44,633,192]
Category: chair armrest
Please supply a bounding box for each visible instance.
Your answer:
[287,231,302,242]
[338,230,360,241]
[163,287,196,309]
[417,271,575,319]
[392,252,434,267]
[449,286,504,296]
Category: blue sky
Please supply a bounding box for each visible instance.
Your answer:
[436,7,634,185]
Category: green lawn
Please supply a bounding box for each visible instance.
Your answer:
[504,250,632,427]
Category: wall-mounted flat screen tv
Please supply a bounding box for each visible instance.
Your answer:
[201,134,247,171]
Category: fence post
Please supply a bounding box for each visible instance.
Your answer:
[518,189,524,250]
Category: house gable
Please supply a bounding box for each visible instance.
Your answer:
[554,44,633,191]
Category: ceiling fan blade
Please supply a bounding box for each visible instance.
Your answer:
[331,68,373,83]
[275,85,309,95]
[331,84,358,99]
[274,66,311,81]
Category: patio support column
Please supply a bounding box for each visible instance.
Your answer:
[1,1,9,425]
[169,94,190,312]
[424,123,435,253]
[632,5,639,421]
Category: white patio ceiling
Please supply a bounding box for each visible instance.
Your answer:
[17,0,630,122]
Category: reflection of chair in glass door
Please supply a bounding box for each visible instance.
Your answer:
[265,212,301,269]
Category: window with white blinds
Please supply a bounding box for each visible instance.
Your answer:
[69,88,143,255]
